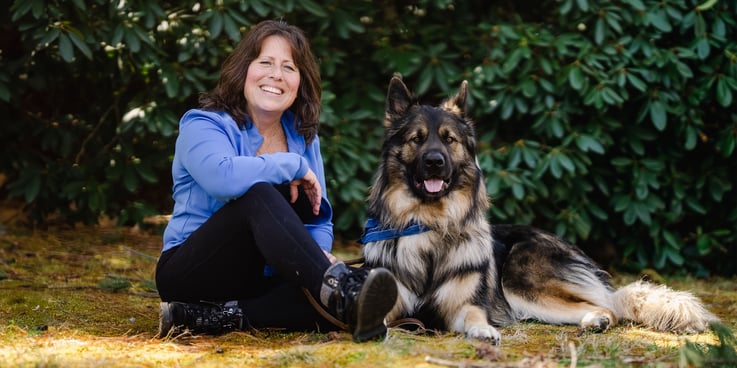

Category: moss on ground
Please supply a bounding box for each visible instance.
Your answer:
[0,225,735,367]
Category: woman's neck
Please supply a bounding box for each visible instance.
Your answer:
[255,119,282,136]
[250,109,281,131]
[254,117,287,155]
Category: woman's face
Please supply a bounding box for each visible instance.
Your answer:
[244,35,301,120]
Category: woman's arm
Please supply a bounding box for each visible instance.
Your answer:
[177,110,310,202]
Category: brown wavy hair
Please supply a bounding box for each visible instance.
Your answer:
[199,20,322,144]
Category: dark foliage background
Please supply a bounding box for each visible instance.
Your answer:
[2,0,735,275]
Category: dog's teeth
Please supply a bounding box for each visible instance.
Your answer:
[424,179,444,193]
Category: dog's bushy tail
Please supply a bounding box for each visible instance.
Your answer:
[612,280,719,333]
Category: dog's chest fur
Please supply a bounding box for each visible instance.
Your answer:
[363,221,493,298]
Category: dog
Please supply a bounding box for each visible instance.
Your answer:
[360,75,718,343]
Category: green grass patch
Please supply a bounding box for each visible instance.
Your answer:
[1,225,735,367]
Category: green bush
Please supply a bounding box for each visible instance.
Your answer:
[469,0,737,276]
[2,0,735,275]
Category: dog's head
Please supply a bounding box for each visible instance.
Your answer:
[367,75,488,231]
[381,75,479,201]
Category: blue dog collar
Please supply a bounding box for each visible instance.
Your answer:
[359,217,430,244]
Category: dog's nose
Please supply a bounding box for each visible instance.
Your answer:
[424,151,445,168]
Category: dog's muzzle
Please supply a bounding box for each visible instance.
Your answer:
[414,151,451,197]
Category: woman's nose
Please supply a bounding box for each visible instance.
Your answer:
[270,68,282,80]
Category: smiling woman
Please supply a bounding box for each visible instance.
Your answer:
[199,20,322,146]
[153,19,398,343]
[244,36,301,130]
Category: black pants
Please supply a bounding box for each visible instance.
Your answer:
[155,182,338,332]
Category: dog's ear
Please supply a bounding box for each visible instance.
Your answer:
[441,80,468,117]
[385,75,415,125]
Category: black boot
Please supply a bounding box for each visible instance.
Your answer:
[157,300,247,338]
[320,262,398,342]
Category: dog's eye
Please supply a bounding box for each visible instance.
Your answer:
[411,135,424,144]
[445,136,456,144]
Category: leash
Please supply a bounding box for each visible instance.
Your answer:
[343,257,365,266]
[302,288,349,331]
[302,286,426,333]
[388,317,426,331]
[302,217,429,334]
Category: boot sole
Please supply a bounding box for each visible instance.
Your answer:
[352,268,398,342]
[157,302,174,338]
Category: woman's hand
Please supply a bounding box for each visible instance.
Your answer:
[290,168,321,215]
[323,250,337,264]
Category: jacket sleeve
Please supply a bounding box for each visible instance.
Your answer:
[176,110,310,202]
[304,135,334,252]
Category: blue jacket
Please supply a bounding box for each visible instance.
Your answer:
[162,109,334,253]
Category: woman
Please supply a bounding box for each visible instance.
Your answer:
[155,20,398,343]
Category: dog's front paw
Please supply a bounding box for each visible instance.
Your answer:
[466,324,501,345]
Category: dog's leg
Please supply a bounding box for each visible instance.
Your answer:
[504,287,617,332]
[435,273,500,342]
[580,308,618,331]
[497,226,621,331]
[503,251,619,332]
[452,304,501,342]
[385,282,417,323]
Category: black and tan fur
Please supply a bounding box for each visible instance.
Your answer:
[361,75,718,343]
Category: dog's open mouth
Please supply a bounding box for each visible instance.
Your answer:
[415,176,450,196]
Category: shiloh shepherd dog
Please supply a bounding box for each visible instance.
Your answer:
[360,75,718,343]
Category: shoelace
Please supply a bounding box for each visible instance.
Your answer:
[190,302,242,329]
[339,269,369,298]
[331,269,370,321]
[187,303,221,324]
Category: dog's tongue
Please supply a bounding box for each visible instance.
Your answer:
[424,179,444,193]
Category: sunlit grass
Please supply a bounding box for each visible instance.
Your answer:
[0,314,731,367]
[1,225,735,367]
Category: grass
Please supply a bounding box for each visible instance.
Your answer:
[0,223,735,367]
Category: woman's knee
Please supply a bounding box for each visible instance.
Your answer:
[241,182,285,202]
[226,183,292,220]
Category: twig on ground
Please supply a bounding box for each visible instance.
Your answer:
[569,340,577,368]
[424,355,493,368]
[122,246,158,262]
